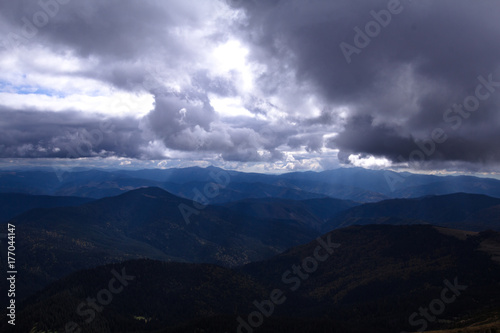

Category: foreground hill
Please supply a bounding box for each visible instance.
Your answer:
[4,225,500,333]
[321,192,500,232]
[6,187,319,299]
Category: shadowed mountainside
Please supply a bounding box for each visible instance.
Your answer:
[321,193,500,232]
[3,225,500,333]
[5,187,320,300]
[0,193,93,222]
[222,197,359,231]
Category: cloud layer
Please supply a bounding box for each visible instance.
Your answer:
[1,0,499,172]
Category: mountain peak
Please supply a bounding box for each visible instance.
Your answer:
[121,186,178,199]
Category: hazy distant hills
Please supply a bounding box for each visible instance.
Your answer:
[5,225,500,333]
[222,197,359,231]
[3,166,500,202]
[163,180,328,203]
[321,193,500,232]
[0,169,163,198]
[392,175,500,199]
[0,193,93,222]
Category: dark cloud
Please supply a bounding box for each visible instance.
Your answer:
[0,107,144,159]
[234,0,500,170]
[288,134,324,153]
[0,0,185,60]
[1,0,500,171]
[327,115,414,160]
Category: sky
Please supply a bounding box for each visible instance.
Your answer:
[0,0,499,174]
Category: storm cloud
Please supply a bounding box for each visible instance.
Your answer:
[1,0,499,172]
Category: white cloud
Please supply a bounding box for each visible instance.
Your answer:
[209,94,254,118]
[0,91,154,118]
[348,154,393,169]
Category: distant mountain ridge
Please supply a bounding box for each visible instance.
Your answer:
[6,187,320,299]
[2,166,500,202]
[0,193,93,222]
[322,192,500,232]
[221,197,359,231]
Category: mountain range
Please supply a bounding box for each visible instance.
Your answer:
[1,166,500,332]
[4,187,321,299]
[3,224,500,333]
[3,166,500,202]
[322,192,500,232]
